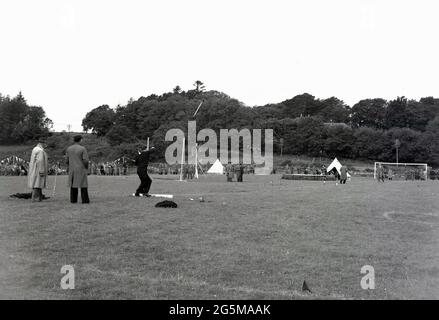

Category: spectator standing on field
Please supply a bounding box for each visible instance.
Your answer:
[376,164,385,183]
[66,135,90,204]
[28,140,48,202]
[340,165,348,184]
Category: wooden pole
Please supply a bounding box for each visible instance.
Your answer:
[193,101,203,117]
[179,137,185,181]
[195,144,199,179]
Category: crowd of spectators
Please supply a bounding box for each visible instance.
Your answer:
[0,157,28,176]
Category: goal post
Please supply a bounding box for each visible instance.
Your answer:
[374,162,428,181]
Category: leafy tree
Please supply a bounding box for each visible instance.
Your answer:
[381,128,422,162]
[193,80,206,93]
[352,127,386,160]
[322,124,355,158]
[319,97,350,123]
[173,85,182,94]
[0,92,52,144]
[280,93,321,118]
[351,99,387,129]
[284,117,325,156]
[82,105,115,136]
[418,116,439,165]
[384,97,409,129]
[405,100,439,131]
[105,124,134,146]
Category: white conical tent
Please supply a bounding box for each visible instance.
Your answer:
[207,159,224,174]
[327,158,351,177]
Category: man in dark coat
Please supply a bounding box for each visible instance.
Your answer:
[376,164,385,182]
[340,165,348,184]
[236,163,244,182]
[66,135,90,203]
[134,146,155,196]
[226,163,234,182]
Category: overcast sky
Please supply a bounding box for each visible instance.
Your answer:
[1,0,438,131]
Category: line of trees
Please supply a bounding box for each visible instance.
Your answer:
[0,92,53,144]
[81,82,439,166]
[2,84,438,166]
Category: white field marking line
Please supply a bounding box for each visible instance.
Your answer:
[383,211,439,226]
[82,265,348,300]
[383,211,395,221]
[173,191,251,197]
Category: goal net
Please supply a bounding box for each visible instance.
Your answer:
[374,162,428,181]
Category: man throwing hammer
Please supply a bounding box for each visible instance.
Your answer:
[134,146,155,197]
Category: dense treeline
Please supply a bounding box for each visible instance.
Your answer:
[2,85,439,166]
[0,92,52,144]
[82,82,439,166]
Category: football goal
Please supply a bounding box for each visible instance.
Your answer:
[374,162,428,181]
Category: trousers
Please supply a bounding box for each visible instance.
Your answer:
[70,188,90,203]
[136,169,152,195]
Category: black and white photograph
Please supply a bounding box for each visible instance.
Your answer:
[1,0,439,307]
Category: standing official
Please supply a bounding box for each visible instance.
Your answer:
[376,164,385,182]
[134,146,155,197]
[226,162,234,182]
[28,140,48,202]
[66,135,90,204]
[236,163,244,182]
[340,165,348,184]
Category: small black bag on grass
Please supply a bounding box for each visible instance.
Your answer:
[155,200,178,208]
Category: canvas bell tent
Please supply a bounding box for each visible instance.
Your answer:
[327,158,351,177]
[207,159,224,174]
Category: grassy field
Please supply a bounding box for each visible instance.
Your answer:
[0,174,438,299]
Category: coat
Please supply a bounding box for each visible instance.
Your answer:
[340,166,348,180]
[28,145,48,189]
[66,144,89,188]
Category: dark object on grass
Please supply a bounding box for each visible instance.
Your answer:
[302,280,312,293]
[10,193,50,200]
[155,200,178,208]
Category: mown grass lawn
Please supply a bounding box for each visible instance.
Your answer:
[1,174,438,299]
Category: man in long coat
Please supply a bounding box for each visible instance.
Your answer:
[66,135,90,203]
[28,140,48,202]
[226,163,234,182]
[236,163,244,182]
[340,165,348,184]
[376,164,385,183]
